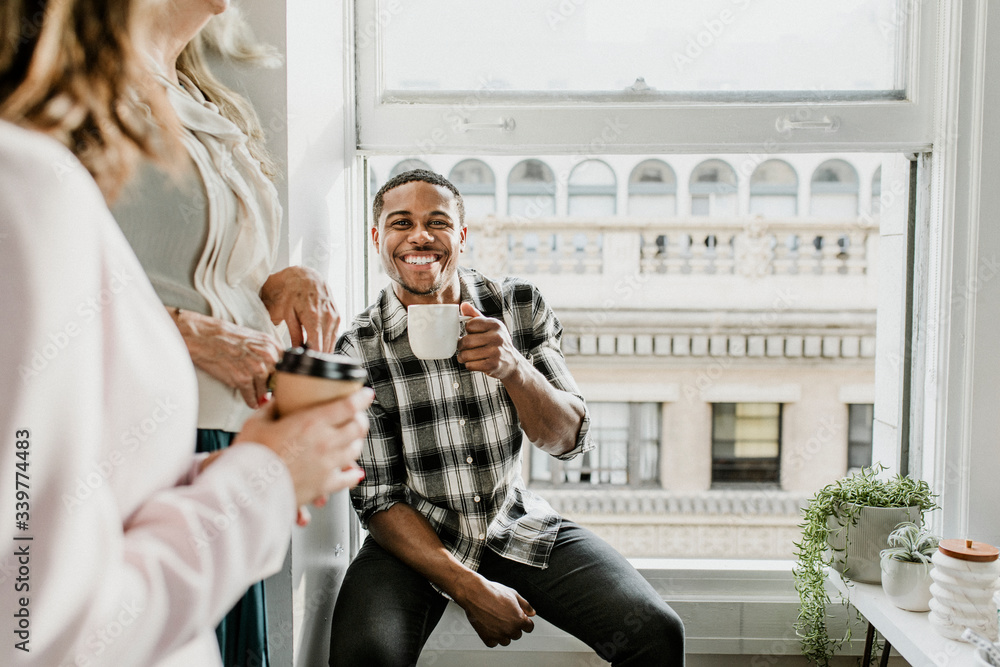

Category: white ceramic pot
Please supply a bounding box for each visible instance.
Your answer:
[881,558,933,611]
[827,504,922,583]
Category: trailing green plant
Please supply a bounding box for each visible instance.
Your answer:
[792,464,938,666]
[880,521,939,566]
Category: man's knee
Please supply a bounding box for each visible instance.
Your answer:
[610,603,685,662]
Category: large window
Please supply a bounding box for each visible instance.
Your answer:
[711,403,782,486]
[354,0,960,561]
[531,402,660,487]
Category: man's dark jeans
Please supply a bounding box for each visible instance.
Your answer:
[329,519,685,666]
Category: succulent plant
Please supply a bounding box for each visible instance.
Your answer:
[880,521,939,565]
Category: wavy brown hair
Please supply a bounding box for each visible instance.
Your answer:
[0,0,176,201]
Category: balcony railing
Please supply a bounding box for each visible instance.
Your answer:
[464,217,877,279]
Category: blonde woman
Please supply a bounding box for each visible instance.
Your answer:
[111,4,338,664]
[0,1,369,665]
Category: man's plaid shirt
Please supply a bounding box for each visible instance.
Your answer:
[335,267,592,572]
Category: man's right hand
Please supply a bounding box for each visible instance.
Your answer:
[458,576,536,647]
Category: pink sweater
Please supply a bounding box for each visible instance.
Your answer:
[0,121,295,666]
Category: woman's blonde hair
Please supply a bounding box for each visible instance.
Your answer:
[0,0,176,201]
[177,6,281,181]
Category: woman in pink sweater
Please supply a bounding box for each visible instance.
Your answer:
[0,1,368,665]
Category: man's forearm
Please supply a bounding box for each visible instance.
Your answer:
[502,356,585,457]
[367,503,482,603]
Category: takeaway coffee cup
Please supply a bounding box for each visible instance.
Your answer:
[271,346,366,417]
[407,304,471,360]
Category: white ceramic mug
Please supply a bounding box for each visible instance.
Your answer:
[407,304,471,359]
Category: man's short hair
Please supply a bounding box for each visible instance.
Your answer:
[373,169,466,227]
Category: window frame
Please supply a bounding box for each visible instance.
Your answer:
[710,402,783,487]
[355,0,939,155]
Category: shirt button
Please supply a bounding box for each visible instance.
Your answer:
[459,419,466,426]
[466,456,474,464]
[453,382,460,389]
[474,495,481,502]
[478,533,485,540]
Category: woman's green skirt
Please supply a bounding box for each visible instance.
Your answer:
[197,429,269,667]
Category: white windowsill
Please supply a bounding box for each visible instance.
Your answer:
[418,558,877,665]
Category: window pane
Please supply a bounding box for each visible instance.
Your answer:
[712,403,781,485]
[365,152,896,560]
[848,404,874,470]
[381,0,904,95]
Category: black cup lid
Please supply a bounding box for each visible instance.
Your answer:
[275,347,366,381]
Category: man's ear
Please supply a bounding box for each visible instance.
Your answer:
[459,225,468,251]
[371,225,380,252]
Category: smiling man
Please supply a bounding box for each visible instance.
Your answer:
[329,170,685,666]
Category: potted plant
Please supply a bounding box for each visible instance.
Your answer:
[879,521,939,611]
[793,465,937,666]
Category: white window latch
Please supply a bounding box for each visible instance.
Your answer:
[458,118,516,133]
[775,116,841,132]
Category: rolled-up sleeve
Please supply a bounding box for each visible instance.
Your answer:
[523,284,592,461]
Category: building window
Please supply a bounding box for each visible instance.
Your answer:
[508,159,556,217]
[449,159,496,218]
[809,159,859,217]
[628,159,677,217]
[711,403,782,485]
[847,404,875,471]
[568,159,617,216]
[389,158,433,178]
[531,402,660,486]
[749,159,798,217]
[871,166,882,216]
[690,159,738,216]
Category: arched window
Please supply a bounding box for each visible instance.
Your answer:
[810,159,859,217]
[508,159,556,217]
[628,159,677,217]
[749,160,798,217]
[449,159,496,218]
[871,166,882,216]
[568,159,616,216]
[389,158,432,178]
[690,159,737,216]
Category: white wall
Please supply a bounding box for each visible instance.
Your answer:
[219,1,357,665]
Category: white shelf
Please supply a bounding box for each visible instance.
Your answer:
[828,571,981,667]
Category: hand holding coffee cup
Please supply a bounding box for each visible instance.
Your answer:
[455,302,524,381]
[264,346,369,524]
[233,386,372,516]
[407,304,472,359]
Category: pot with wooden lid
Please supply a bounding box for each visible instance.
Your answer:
[928,538,1000,641]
